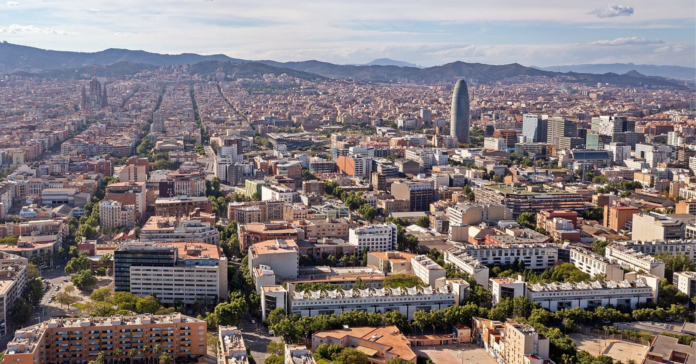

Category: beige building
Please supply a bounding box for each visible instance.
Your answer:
[4,314,206,364]
[118,156,149,182]
[291,218,351,239]
[447,203,513,226]
[140,216,220,245]
[632,213,684,241]
[312,326,417,364]
[217,326,249,364]
[503,322,551,364]
[411,254,446,286]
[366,251,417,274]
[248,239,299,282]
[98,200,136,230]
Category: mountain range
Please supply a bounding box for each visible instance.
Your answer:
[539,63,695,81]
[0,41,688,88]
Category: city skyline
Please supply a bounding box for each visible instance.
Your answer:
[0,0,693,67]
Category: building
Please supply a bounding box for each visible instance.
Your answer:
[451,79,470,144]
[260,185,296,204]
[217,326,249,364]
[448,243,559,270]
[443,248,489,286]
[248,239,299,281]
[604,205,639,232]
[140,216,220,245]
[643,335,696,364]
[287,279,468,320]
[3,314,206,364]
[154,196,213,220]
[473,184,587,217]
[238,222,300,251]
[119,157,149,182]
[411,255,446,286]
[676,199,696,215]
[490,277,527,305]
[547,116,577,149]
[522,114,548,143]
[391,181,433,211]
[98,200,136,230]
[503,322,551,364]
[285,345,316,364]
[159,169,206,197]
[569,247,625,281]
[302,180,325,196]
[605,244,666,279]
[291,218,350,240]
[613,240,696,264]
[312,326,417,364]
[0,261,28,335]
[366,251,417,274]
[526,276,658,311]
[104,181,147,220]
[348,223,397,253]
[336,155,372,178]
[260,285,287,320]
[114,242,228,304]
[492,129,518,148]
[632,213,684,241]
[447,203,513,226]
[673,271,696,300]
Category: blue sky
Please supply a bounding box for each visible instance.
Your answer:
[0,0,693,67]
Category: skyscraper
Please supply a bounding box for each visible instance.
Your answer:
[450,79,470,144]
[522,114,548,143]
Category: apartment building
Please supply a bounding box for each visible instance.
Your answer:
[490,277,527,305]
[238,222,300,251]
[526,277,658,311]
[503,322,551,364]
[260,285,287,320]
[312,326,417,364]
[98,200,136,230]
[217,326,249,364]
[118,157,149,182]
[287,279,469,320]
[114,242,227,304]
[568,247,625,281]
[377,199,410,213]
[260,185,296,204]
[282,204,313,221]
[605,244,666,279]
[154,196,213,220]
[366,251,417,274]
[158,169,206,198]
[443,247,490,286]
[248,239,299,282]
[291,218,350,239]
[603,205,639,232]
[4,314,206,364]
[614,239,696,264]
[391,181,433,211]
[673,271,696,300]
[336,155,372,178]
[104,181,147,220]
[632,213,685,241]
[452,243,559,270]
[0,262,28,336]
[227,200,285,223]
[473,184,587,217]
[348,223,398,254]
[302,180,325,195]
[140,216,220,245]
[447,203,513,226]
[411,255,446,286]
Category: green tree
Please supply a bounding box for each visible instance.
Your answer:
[412,310,431,335]
[71,270,98,289]
[384,274,423,289]
[415,216,430,228]
[159,352,173,364]
[358,204,377,222]
[90,288,112,302]
[583,206,604,221]
[24,278,45,306]
[384,310,411,334]
[332,348,368,364]
[516,212,536,229]
[655,252,695,284]
[266,342,285,356]
[591,240,610,256]
[65,254,92,274]
[9,297,32,324]
[264,356,284,364]
[215,297,248,326]
[27,263,40,279]
[136,296,161,314]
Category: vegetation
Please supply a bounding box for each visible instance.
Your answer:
[492,263,592,284]
[383,274,425,289]
[71,269,98,289]
[591,240,610,256]
[654,252,695,284]
[516,212,536,229]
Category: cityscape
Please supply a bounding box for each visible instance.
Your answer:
[0,1,694,364]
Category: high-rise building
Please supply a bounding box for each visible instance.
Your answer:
[450,79,470,144]
[547,117,577,149]
[522,114,548,143]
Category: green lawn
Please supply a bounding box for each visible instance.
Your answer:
[72,303,86,310]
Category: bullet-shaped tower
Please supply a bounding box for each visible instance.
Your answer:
[450,79,470,144]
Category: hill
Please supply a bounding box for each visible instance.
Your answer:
[188,61,326,81]
[539,63,695,81]
[365,58,421,68]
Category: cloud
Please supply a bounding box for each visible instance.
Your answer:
[88,8,100,12]
[590,36,663,46]
[6,1,19,6]
[0,24,79,36]
[114,32,131,37]
[588,5,634,18]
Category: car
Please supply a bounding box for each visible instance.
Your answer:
[63,279,69,282]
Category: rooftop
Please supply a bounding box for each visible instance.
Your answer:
[313,326,417,362]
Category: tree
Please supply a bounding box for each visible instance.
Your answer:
[264,356,284,364]
[655,253,695,284]
[55,291,78,308]
[90,288,112,303]
[332,348,368,364]
[215,297,248,326]
[159,352,173,364]
[27,263,40,279]
[9,297,32,324]
[98,254,113,266]
[385,310,411,334]
[358,204,377,222]
[384,274,423,289]
[96,267,107,276]
[207,333,219,355]
[266,308,286,327]
[412,310,431,335]
[415,216,430,228]
[24,278,45,306]
[516,212,536,229]
[592,240,610,256]
[65,255,92,274]
[113,292,139,311]
[136,296,161,314]
[266,342,285,356]
[71,270,98,289]
[584,206,604,221]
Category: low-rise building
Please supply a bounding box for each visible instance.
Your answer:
[285,345,316,364]
[248,239,299,282]
[312,326,417,364]
[605,244,666,279]
[443,247,490,287]
[348,223,398,254]
[155,196,213,220]
[217,326,249,364]
[632,213,685,241]
[613,239,696,264]
[569,247,625,281]
[140,216,220,245]
[490,277,527,305]
[673,271,696,300]
[366,251,416,274]
[451,243,559,270]
[238,222,300,251]
[411,255,446,286]
[643,334,696,364]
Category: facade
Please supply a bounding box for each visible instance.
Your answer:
[443,248,490,287]
[217,326,249,364]
[260,185,296,204]
[632,213,684,241]
[336,155,373,178]
[613,240,696,264]
[118,157,149,182]
[643,335,696,364]
[411,255,447,286]
[312,326,417,364]
[547,116,577,148]
[449,243,559,270]
[260,285,287,320]
[104,181,147,220]
[348,223,398,253]
[502,322,551,364]
[473,184,587,217]
[4,314,206,364]
[450,79,470,144]
[238,222,300,251]
[569,247,624,281]
[447,203,513,226]
[248,239,299,281]
[288,279,469,320]
[140,216,220,245]
[154,196,213,220]
[604,205,639,232]
[605,244,666,279]
[673,271,696,300]
[522,114,548,143]
[0,261,28,336]
[391,181,434,211]
[366,251,416,274]
[98,200,136,230]
[114,242,228,304]
[490,277,527,306]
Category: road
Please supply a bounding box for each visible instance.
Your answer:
[201,145,216,181]
[237,315,280,363]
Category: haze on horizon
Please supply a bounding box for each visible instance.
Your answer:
[0,0,693,68]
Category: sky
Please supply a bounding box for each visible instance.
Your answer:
[0,0,694,67]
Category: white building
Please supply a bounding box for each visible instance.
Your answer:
[569,247,625,281]
[261,185,296,204]
[0,260,28,335]
[217,326,249,364]
[483,137,506,151]
[348,223,398,254]
[248,239,299,282]
[443,247,490,287]
[526,276,659,312]
[288,279,468,320]
[260,285,287,321]
[99,200,136,230]
[404,149,448,170]
[490,277,527,305]
[605,244,666,279]
[613,239,696,264]
[605,143,632,165]
[140,216,220,245]
[411,255,447,287]
[673,271,696,300]
[450,243,559,270]
[285,345,316,364]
